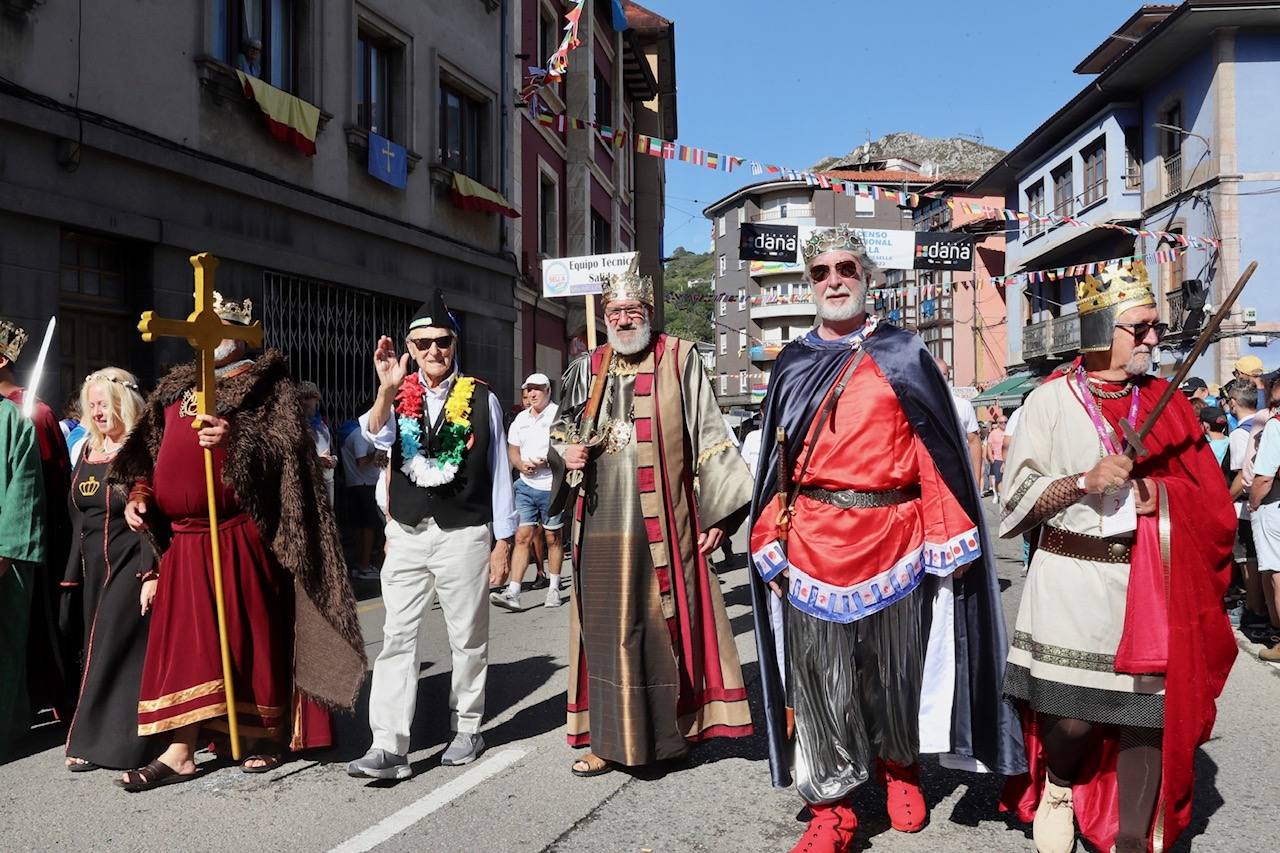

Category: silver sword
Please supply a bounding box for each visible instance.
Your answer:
[21,316,56,419]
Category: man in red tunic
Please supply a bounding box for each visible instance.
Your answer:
[998,262,1237,853]
[110,293,365,790]
[748,228,1023,853]
[0,317,74,725]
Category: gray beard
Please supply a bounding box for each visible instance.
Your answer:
[1123,351,1152,377]
[814,292,867,323]
[214,340,239,361]
[607,321,653,356]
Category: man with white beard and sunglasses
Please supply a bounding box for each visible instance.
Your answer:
[998,261,1235,853]
[747,227,1022,852]
[549,256,754,779]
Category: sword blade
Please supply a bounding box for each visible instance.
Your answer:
[21,316,56,419]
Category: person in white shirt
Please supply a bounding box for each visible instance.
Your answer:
[341,420,387,579]
[492,373,564,610]
[347,292,517,779]
[935,358,981,482]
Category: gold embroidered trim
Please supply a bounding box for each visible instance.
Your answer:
[1002,472,1042,515]
[137,703,228,736]
[137,678,224,712]
[1012,630,1116,672]
[608,355,644,376]
[695,438,735,471]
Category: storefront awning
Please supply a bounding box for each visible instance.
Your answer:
[451,173,520,219]
[971,373,1040,408]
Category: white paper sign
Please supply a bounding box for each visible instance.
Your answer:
[541,251,638,298]
[1099,485,1138,537]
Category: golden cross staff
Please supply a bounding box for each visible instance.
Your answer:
[138,253,263,761]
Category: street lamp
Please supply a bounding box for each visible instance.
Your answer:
[1152,122,1212,150]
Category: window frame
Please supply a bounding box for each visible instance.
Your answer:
[356,29,395,139]
[216,0,298,93]
[537,163,560,257]
[439,75,489,181]
[1081,138,1107,207]
[738,369,748,394]
[592,65,613,128]
[1025,179,1046,239]
[719,331,727,356]
[1051,161,1074,218]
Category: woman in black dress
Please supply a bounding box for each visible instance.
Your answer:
[62,367,160,772]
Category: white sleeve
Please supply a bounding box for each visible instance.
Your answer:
[359,408,396,452]
[1005,407,1022,437]
[486,391,518,540]
[956,398,979,434]
[1230,427,1251,472]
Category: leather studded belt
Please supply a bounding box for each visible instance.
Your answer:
[798,485,920,509]
[1038,525,1133,563]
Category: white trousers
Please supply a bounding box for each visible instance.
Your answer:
[368,517,491,755]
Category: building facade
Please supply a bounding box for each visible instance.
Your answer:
[703,170,932,411]
[911,182,1009,393]
[974,1,1280,381]
[1,0,521,421]
[509,0,674,396]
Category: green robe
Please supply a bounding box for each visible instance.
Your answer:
[0,397,46,757]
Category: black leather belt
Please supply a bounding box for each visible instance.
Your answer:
[798,485,920,509]
[1038,525,1133,563]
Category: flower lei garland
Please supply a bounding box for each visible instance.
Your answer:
[395,373,477,488]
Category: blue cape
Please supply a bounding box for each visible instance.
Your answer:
[748,321,1027,787]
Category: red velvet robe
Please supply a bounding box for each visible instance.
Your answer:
[1001,367,1236,853]
[136,400,330,750]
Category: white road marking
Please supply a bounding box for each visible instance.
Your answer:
[328,748,529,853]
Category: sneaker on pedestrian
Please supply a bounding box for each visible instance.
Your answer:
[1227,603,1244,628]
[1261,644,1280,663]
[490,589,522,612]
[544,588,563,608]
[529,573,550,591]
[347,748,411,780]
[441,732,485,766]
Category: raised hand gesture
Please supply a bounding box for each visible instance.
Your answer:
[374,335,410,392]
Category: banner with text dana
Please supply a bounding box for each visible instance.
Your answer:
[541,251,638,298]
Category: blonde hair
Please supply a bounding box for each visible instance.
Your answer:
[79,367,144,452]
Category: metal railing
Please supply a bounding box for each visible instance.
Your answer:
[751,205,814,222]
[1163,152,1183,198]
[1166,288,1185,333]
[1050,314,1080,353]
[1023,320,1048,359]
[1081,177,1107,207]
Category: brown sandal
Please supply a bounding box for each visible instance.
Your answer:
[240,754,283,774]
[570,753,613,778]
[116,760,197,792]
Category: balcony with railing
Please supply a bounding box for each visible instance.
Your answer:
[751,205,815,223]
[1163,152,1183,199]
[1023,320,1048,360]
[1165,288,1184,334]
[748,344,784,362]
[1050,314,1080,353]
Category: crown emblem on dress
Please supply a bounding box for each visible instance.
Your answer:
[0,319,28,363]
[801,226,869,265]
[213,291,253,325]
[78,476,101,498]
[1076,261,1154,316]
[600,255,655,306]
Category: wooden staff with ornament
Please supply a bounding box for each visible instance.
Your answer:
[137,252,263,761]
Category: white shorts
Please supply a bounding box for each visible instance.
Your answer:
[1250,502,1280,571]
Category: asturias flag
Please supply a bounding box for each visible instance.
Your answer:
[368,131,408,189]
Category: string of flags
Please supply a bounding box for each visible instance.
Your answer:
[991,244,1202,286]
[530,110,1222,252]
[517,0,587,112]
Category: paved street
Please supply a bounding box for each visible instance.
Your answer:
[2,504,1278,852]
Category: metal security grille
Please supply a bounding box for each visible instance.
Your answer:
[262,272,418,425]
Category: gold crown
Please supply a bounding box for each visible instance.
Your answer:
[1076,261,1154,316]
[801,226,871,265]
[0,319,28,363]
[78,476,102,498]
[213,291,253,325]
[600,255,655,306]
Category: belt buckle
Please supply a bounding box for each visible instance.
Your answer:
[831,490,856,509]
[1108,541,1128,558]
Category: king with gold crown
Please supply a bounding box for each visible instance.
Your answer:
[548,253,755,779]
[107,285,364,791]
[998,259,1237,853]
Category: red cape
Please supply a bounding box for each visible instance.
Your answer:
[1001,370,1236,853]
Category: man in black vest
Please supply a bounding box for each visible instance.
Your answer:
[347,291,517,780]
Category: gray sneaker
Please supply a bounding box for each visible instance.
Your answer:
[440,732,485,766]
[544,589,563,608]
[347,748,412,780]
[489,589,522,612]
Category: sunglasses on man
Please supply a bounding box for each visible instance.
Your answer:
[407,334,454,352]
[809,261,860,284]
[1114,321,1169,342]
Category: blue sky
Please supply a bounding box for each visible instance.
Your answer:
[636,0,1141,254]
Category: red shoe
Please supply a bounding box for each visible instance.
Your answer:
[875,759,927,833]
[789,801,858,853]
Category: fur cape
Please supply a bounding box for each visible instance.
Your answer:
[110,350,366,711]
